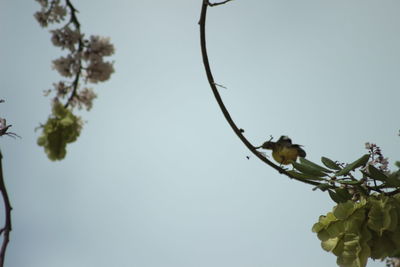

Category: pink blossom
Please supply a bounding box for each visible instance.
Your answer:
[86,60,114,83]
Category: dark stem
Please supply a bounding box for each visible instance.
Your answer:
[198,0,325,187]
[387,189,400,196]
[64,0,83,108]
[0,151,12,267]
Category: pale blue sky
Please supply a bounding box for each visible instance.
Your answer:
[0,1,400,267]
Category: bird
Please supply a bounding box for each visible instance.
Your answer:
[256,135,306,165]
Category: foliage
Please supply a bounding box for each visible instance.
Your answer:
[288,150,400,267]
[35,0,115,160]
[37,101,82,160]
[199,2,400,266]
[313,194,400,267]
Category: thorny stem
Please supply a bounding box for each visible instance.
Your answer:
[64,0,83,108]
[0,151,12,267]
[198,0,327,188]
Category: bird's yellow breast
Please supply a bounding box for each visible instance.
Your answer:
[272,147,300,165]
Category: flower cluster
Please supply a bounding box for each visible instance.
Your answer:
[35,0,115,159]
[52,55,80,78]
[0,100,19,139]
[365,142,389,172]
[51,27,81,51]
[69,88,97,111]
[51,36,115,86]
[35,0,114,111]
[34,0,67,27]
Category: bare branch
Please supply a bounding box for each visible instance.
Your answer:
[0,151,12,267]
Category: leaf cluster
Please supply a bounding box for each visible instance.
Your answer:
[37,102,81,160]
[312,194,400,267]
[288,154,400,199]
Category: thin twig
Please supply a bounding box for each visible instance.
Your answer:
[0,151,12,267]
[208,0,234,7]
[214,82,227,89]
[198,1,326,188]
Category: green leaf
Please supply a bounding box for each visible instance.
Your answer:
[367,165,388,182]
[322,237,340,252]
[358,226,372,267]
[312,222,325,233]
[386,173,400,187]
[317,229,331,242]
[326,220,346,238]
[329,188,353,204]
[299,157,333,173]
[367,197,391,236]
[335,154,370,177]
[313,212,337,233]
[354,185,369,196]
[337,180,363,185]
[329,190,343,204]
[292,162,328,177]
[335,188,353,202]
[333,201,355,220]
[286,170,325,181]
[336,232,370,267]
[332,237,345,256]
[321,157,342,170]
[345,209,366,234]
[314,183,332,192]
[337,234,360,267]
[388,229,400,250]
[369,232,394,259]
[388,206,398,232]
[320,212,338,225]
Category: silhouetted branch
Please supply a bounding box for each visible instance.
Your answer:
[0,151,12,267]
[198,0,325,187]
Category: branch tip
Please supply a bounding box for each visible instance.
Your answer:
[208,0,234,7]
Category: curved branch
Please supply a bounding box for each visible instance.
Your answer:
[198,0,325,187]
[0,151,12,267]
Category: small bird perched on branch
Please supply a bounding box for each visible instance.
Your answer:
[256,135,306,165]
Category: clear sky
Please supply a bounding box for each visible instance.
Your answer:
[0,1,400,266]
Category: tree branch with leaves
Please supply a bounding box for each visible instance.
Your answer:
[199,1,400,266]
[34,0,115,160]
